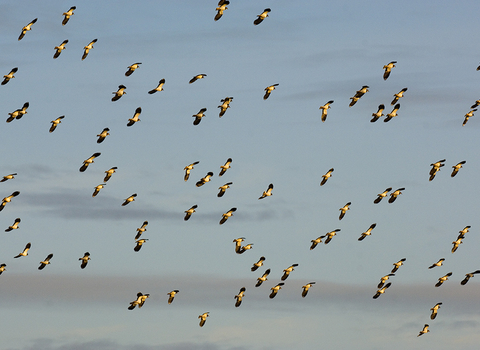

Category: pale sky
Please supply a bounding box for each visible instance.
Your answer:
[1,1,480,350]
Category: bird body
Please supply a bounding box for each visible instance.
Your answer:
[370,104,385,122]
[14,242,31,258]
[373,282,391,299]
[324,229,341,244]
[128,292,150,310]
[199,312,209,327]
[259,183,274,199]
[451,238,463,253]
[310,235,326,250]
[320,168,334,186]
[219,158,232,176]
[218,97,233,117]
[0,191,20,211]
[189,74,207,84]
[49,116,65,133]
[19,18,37,41]
[217,182,232,197]
[339,202,351,220]
[53,39,68,59]
[168,290,179,304]
[135,221,149,240]
[251,256,266,271]
[219,207,236,225]
[463,109,476,126]
[148,79,165,94]
[7,102,29,123]
[125,63,142,76]
[233,237,245,254]
[451,161,466,177]
[383,61,396,80]
[96,128,110,143]
[196,172,214,187]
[2,67,18,85]
[281,264,299,281]
[79,252,91,269]
[104,167,117,182]
[254,8,271,25]
[319,100,334,122]
[388,188,404,203]
[430,302,442,320]
[391,258,406,273]
[358,223,377,241]
[377,274,394,288]
[428,258,445,269]
[112,85,127,101]
[256,269,270,287]
[122,194,137,206]
[5,218,21,232]
[461,270,480,285]
[391,88,407,105]
[79,152,101,172]
[234,287,246,307]
[374,187,392,204]
[0,264,6,275]
[38,253,53,270]
[269,282,284,299]
[134,239,148,252]
[435,272,453,287]
[263,84,278,100]
[184,205,197,221]
[1,173,17,182]
[82,39,97,60]
[127,107,142,126]
[384,104,400,122]
[193,108,207,125]
[215,1,229,21]
[62,6,76,25]
[184,161,199,181]
[302,282,316,298]
[418,324,429,337]
[92,184,106,197]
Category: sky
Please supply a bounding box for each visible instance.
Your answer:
[1,0,480,349]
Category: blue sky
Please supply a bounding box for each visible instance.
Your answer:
[1,1,480,349]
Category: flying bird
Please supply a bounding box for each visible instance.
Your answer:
[214,1,229,21]
[460,270,480,285]
[429,159,446,181]
[14,242,31,258]
[219,158,232,176]
[263,84,278,100]
[302,282,316,298]
[319,100,334,122]
[53,39,68,59]
[217,182,233,197]
[417,324,430,337]
[310,235,326,250]
[184,161,199,182]
[428,258,445,269]
[470,99,480,109]
[189,74,207,84]
[451,161,466,177]
[259,183,274,199]
[234,287,246,307]
[430,302,442,320]
[391,258,406,273]
[435,272,453,287]
[148,79,165,94]
[79,252,91,269]
[391,88,408,105]
[377,274,394,289]
[0,191,20,211]
[18,18,37,41]
[384,104,400,122]
[251,256,266,272]
[233,238,245,254]
[128,292,150,310]
[324,229,341,244]
[269,282,284,299]
[373,282,391,299]
[192,108,207,125]
[319,168,334,186]
[198,312,209,327]
[349,96,360,107]
[349,85,369,107]
[49,115,65,133]
[218,97,233,117]
[7,102,29,123]
[388,188,404,203]
[167,290,179,304]
[127,107,142,126]
[383,61,396,80]
[237,243,253,254]
[2,67,18,85]
[38,253,53,270]
[62,6,76,25]
[135,221,149,240]
[196,172,214,187]
[254,8,271,25]
[457,226,470,239]
[79,152,101,172]
[281,264,298,281]
[92,184,106,197]
[134,239,149,252]
[451,237,463,253]
[96,128,110,143]
[184,205,197,221]
[5,218,21,232]
[463,109,476,126]
[112,85,127,101]
[104,167,117,182]
[255,268,270,287]
[82,39,97,60]
[0,264,6,275]
[122,194,137,206]
[219,207,237,225]
[370,104,385,122]
[358,223,377,241]
[125,63,142,76]
[339,202,351,220]
[373,187,392,204]
[1,173,17,182]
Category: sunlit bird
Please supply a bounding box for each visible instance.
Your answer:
[2,67,18,85]
[391,88,408,105]
[451,160,466,177]
[79,252,91,269]
[302,282,316,298]
[470,99,480,109]
[463,109,476,126]
[377,274,394,288]
[112,85,127,102]
[127,107,142,127]
[168,290,179,304]
[358,223,377,241]
[237,243,253,254]
[1,173,17,182]
[125,63,142,77]
[128,292,150,310]
[451,237,463,253]
[218,97,233,117]
[96,128,110,143]
[383,61,396,80]
[184,161,199,182]
[429,159,445,181]
[391,258,406,273]
[457,225,470,239]
[82,39,97,60]
[417,324,429,337]
[79,152,101,172]
[339,202,351,220]
[135,221,149,240]
[281,264,299,281]
[38,253,53,270]
[370,104,385,122]
[104,167,117,182]
[198,312,209,327]
[310,235,326,250]
[49,115,65,133]
[349,96,360,107]
[269,282,284,299]
[430,302,442,320]
[184,205,197,221]
[7,102,29,123]
[196,172,214,187]
[320,168,334,186]
[189,74,207,84]
[134,239,149,252]
[217,182,233,197]
[0,264,6,275]
[388,188,405,203]
[92,184,106,197]
[460,270,480,285]
[435,272,452,287]
[53,39,68,59]
[14,242,31,258]
[214,0,229,21]
[259,183,274,199]
[0,191,20,211]
[349,85,369,107]
[62,6,76,25]
[18,18,37,41]
[373,282,391,299]
[384,104,400,122]
[324,229,341,244]
[233,238,245,254]
[263,84,278,100]
[193,108,207,125]
[256,268,271,287]
[148,79,165,94]
[219,207,237,225]
[374,187,392,204]
[5,218,21,232]
[428,258,445,269]
[122,193,137,206]
[254,8,271,25]
[234,287,246,307]
[251,256,266,272]
[219,158,232,176]
[319,100,334,122]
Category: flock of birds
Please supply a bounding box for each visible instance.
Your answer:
[1,2,478,337]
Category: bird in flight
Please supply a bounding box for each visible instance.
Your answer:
[219,158,232,176]
[96,128,110,143]
[82,39,97,60]
[430,302,442,320]
[302,282,316,298]
[391,88,408,105]
[391,258,406,273]
[62,6,76,25]
[217,182,232,197]
[38,253,54,270]
[310,235,326,250]
[254,8,271,25]
[184,161,199,182]
[49,116,65,133]
[135,221,149,240]
[14,242,31,258]
[167,290,179,304]
[263,84,278,100]
[127,107,142,127]
[134,239,149,252]
[196,172,214,187]
[189,74,207,84]
[383,61,396,80]
[184,205,197,221]
[122,194,137,206]
[2,67,18,85]
[128,292,150,310]
[417,324,430,337]
[429,159,446,181]
[384,104,400,122]
[373,187,392,204]
[218,97,233,117]
[7,102,29,123]
[53,39,68,59]
[281,264,298,281]
[373,282,391,299]
[251,256,266,272]
[18,18,37,41]
[320,168,334,186]
[79,252,91,269]
[388,188,405,203]
[463,109,476,126]
[112,85,127,102]
[370,104,385,122]
[92,184,106,197]
[259,183,274,199]
[198,312,209,327]
[377,274,394,289]
[460,270,480,285]
[255,268,270,287]
[79,153,101,172]
[104,167,117,182]
[358,223,377,241]
[5,218,21,232]
[148,79,165,94]
[435,272,453,287]
[1,173,17,182]
[339,202,351,220]
[324,229,341,244]
[234,287,246,307]
[219,207,237,225]
[428,258,445,269]
[349,86,369,107]
[269,282,284,299]
[451,160,466,177]
[214,1,229,21]
[319,100,334,122]
[0,191,20,212]
[125,63,142,77]
[192,108,207,125]
[0,264,6,275]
